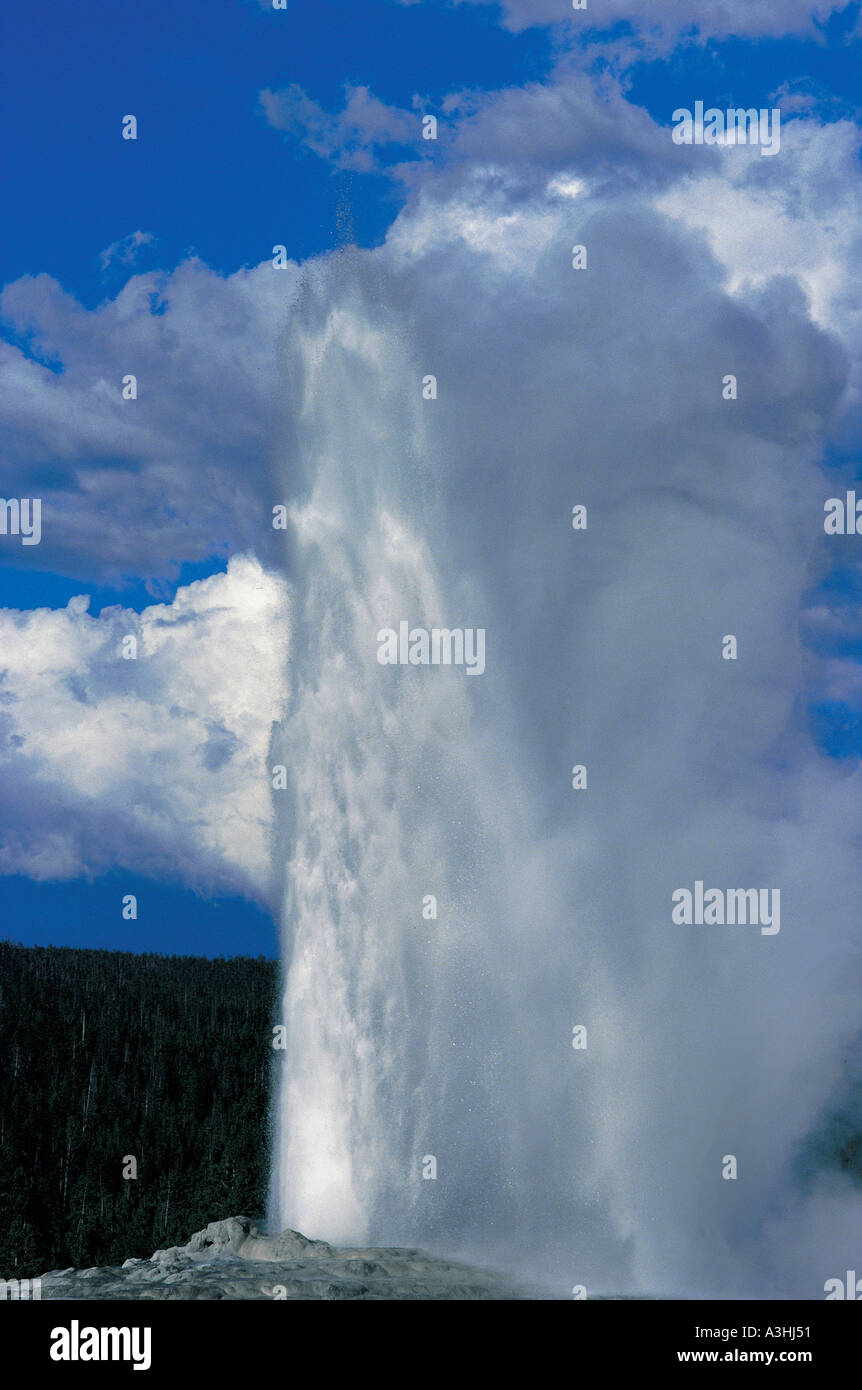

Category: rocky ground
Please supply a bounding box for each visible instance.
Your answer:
[38,1216,535,1300]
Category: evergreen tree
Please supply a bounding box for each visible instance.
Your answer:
[0,941,278,1276]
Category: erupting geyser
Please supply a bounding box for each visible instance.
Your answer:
[269,210,862,1297]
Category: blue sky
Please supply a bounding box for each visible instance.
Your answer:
[0,0,549,959]
[0,0,550,303]
[3,0,862,958]
[3,1,860,306]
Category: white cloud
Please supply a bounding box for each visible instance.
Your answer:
[0,257,299,583]
[260,83,422,172]
[410,0,853,42]
[98,230,155,272]
[656,119,862,328]
[0,557,290,903]
[655,116,862,434]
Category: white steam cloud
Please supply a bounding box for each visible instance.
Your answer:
[269,114,862,1296]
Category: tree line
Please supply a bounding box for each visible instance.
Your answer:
[0,940,278,1277]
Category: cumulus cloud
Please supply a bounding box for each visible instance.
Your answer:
[410,0,853,43]
[0,557,289,903]
[0,258,298,584]
[654,114,862,495]
[0,72,690,595]
[260,83,424,172]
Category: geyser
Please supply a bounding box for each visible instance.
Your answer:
[269,191,862,1297]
